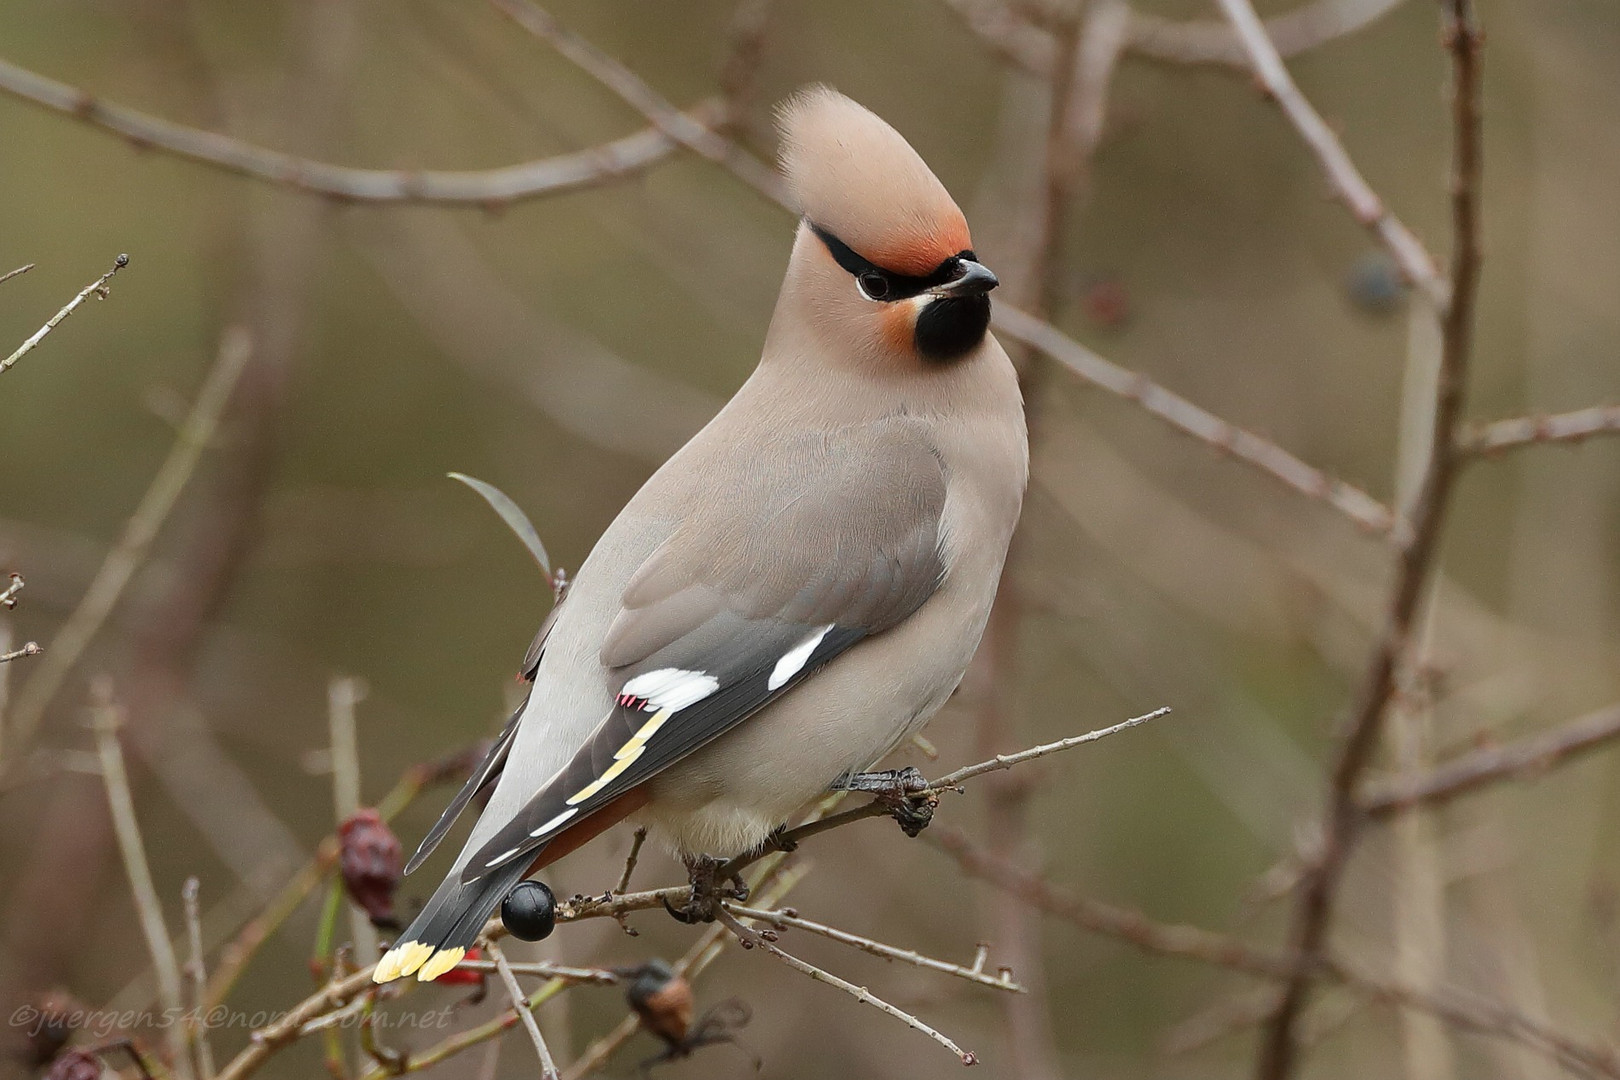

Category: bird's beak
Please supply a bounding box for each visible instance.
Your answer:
[930,259,999,298]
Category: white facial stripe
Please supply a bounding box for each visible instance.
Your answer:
[768,625,834,692]
[621,668,719,712]
[528,806,580,838]
[566,744,646,806]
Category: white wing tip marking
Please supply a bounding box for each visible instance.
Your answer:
[529,806,580,838]
[768,625,834,692]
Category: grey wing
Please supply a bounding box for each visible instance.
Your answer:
[462,420,947,881]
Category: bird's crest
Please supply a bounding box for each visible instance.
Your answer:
[776,86,971,277]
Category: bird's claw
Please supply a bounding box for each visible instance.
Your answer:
[834,767,937,837]
[663,854,749,924]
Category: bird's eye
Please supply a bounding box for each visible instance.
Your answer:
[857,272,891,301]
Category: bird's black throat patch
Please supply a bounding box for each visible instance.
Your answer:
[915,295,991,363]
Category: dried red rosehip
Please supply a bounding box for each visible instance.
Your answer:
[338,808,403,929]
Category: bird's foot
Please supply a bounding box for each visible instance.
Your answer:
[833,766,937,837]
[662,854,750,924]
[762,823,798,854]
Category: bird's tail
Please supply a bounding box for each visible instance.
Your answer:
[372,858,531,983]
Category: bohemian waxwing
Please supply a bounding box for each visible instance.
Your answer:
[375,86,1028,984]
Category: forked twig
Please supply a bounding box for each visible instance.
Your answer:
[488,943,561,1080]
[2,253,128,376]
[724,903,1024,992]
[1212,0,1445,306]
[1361,702,1620,817]
[715,906,978,1066]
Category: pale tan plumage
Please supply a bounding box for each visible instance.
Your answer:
[375,86,1027,984]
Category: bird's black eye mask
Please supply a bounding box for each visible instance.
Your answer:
[809,223,975,303]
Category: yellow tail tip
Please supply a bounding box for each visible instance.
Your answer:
[374,941,434,983]
[417,947,466,983]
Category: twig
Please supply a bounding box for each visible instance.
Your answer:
[0,57,715,207]
[182,878,217,1080]
[91,679,188,1077]
[991,305,1403,538]
[1256,3,1484,1076]
[451,959,617,983]
[612,826,647,935]
[1129,0,1409,68]
[0,641,42,663]
[943,0,1411,75]
[720,710,1165,879]
[1212,0,1446,306]
[0,262,34,285]
[562,844,810,1079]
[1459,405,1620,456]
[0,573,23,609]
[328,676,376,963]
[352,976,570,1080]
[1,253,128,376]
[489,0,786,204]
[203,743,479,1009]
[208,726,1156,1080]
[1362,702,1620,817]
[939,828,1620,1080]
[715,907,978,1066]
[935,707,1167,788]
[724,903,1025,993]
[4,329,253,770]
[935,826,1297,979]
[487,944,560,1080]
[0,620,11,764]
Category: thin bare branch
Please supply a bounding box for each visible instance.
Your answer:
[1256,2,1485,1075]
[1128,0,1408,68]
[327,675,376,962]
[936,826,1297,978]
[1362,702,1620,817]
[725,903,1024,993]
[0,641,42,663]
[2,253,128,376]
[4,329,253,769]
[0,573,23,609]
[563,861,809,1080]
[91,679,188,1077]
[612,826,648,935]
[936,707,1167,788]
[943,0,1411,74]
[1459,405,1620,456]
[721,710,1165,879]
[0,57,717,206]
[0,263,34,285]
[716,906,978,1066]
[182,878,217,1080]
[992,305,1403,539]
[488,942,560,1080]
[1212,0,1446,306]
[939,828,1620,1080]
[490,0,786,204]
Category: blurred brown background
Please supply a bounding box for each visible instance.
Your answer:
[1,0,1617,1077]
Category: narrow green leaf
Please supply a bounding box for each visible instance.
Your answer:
[447,472,551,576]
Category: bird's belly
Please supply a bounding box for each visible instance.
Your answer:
[638,576,996,857]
